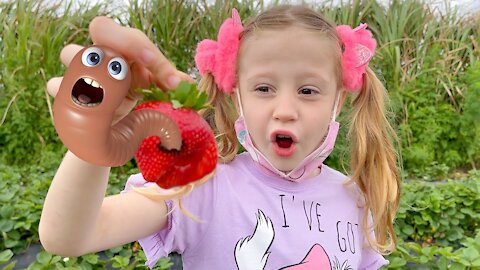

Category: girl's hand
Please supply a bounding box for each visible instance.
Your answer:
[47,16,193,123]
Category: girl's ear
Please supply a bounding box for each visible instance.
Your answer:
[336,90,348,117]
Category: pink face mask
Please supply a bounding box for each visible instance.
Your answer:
[234,91,340,182]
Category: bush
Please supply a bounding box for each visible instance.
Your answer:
[396,175,480,247]
[0,160,176,269]
[384,171,480,269]
[386,231,480,269]
[397,52,480,177]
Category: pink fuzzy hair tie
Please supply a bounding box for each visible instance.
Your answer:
[194,9,243,94]
[336,23,377,92]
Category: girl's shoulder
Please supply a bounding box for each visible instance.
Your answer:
[318,164,366,207]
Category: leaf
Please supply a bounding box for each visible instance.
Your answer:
[0,220,14,232]
[418,255,429,264]
[111,255,129,268]
[14,221,31,230]
[472,257,480,267]
[79,261,95,270]
[183,90,199,108]
[193,92,209,110]
[437,257,449,269]
[173,81,191,103]
[50,256,62,264]
[388,257,407,267]
[137,87,168,102]
[138,82,206,111]
[119,248,132,258]
[0,192,15,202]
[449,262,467,270]
[62,257,78,266]
[462,247,480,261]
[0,205,14,218]
[3,239,20,249]
[108,246,123,254]
[0,249,14,264]
[82,254,99,264]
[36,251,52,265]
[1,261,16,270]
[171,100,183,109]
[26,262,43,270]
[157,257,174,269]
[401,225,414,236]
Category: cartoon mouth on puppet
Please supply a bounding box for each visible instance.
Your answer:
[71,77,104,107]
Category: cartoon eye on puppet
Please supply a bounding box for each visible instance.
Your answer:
[53,45,217,200]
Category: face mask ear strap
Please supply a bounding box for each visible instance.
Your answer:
[235,89,245,117]
[331,91,341,122]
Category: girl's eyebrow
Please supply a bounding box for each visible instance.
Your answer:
[244,72,276,83]
[297,71,331,86]
[243,70,333,86]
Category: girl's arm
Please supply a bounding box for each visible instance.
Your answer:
[39,150,169,257]
[39,16,193,256]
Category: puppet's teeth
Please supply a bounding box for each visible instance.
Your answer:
[83,78,93,85]
[91,80,100,88]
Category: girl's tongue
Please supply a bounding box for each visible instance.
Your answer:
[274,134,296,157]
[276,135,293,148]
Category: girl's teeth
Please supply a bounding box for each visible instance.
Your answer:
[277,135,291,139]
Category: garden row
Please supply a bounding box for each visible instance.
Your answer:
[0,163,478,269]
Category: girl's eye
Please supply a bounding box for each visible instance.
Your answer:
[255,86,271,93]
[299,87,319,95]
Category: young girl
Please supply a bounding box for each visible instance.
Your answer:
[40,4,400,270]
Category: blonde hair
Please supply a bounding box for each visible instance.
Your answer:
[198,4,400,254]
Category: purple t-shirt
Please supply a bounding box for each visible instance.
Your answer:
[122,153,389,269]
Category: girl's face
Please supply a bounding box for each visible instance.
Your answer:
[236,26,340,172]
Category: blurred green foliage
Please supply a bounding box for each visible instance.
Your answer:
[0,0,478,177]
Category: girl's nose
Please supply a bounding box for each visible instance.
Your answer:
[272,93,299,122]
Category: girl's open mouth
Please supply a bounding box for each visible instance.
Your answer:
[272,132,297,157]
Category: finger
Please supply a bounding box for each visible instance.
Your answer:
[60,44,84,66]
[130,62,154,90]
[130,66,194,95]
[89,16,182,90]
[47,77,63,97]
[177,71,195,84]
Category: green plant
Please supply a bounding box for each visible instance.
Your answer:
[24,247,174,269]
[385,230,480,269]
[0,0,109,166]
[0,249,15,269]
[397,49,479,176]
[0,160,173,269]
[0,164,53,252]
[395,174,480,248]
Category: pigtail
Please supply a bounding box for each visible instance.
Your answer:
[198,74,239,163]
[348,67,401,254]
